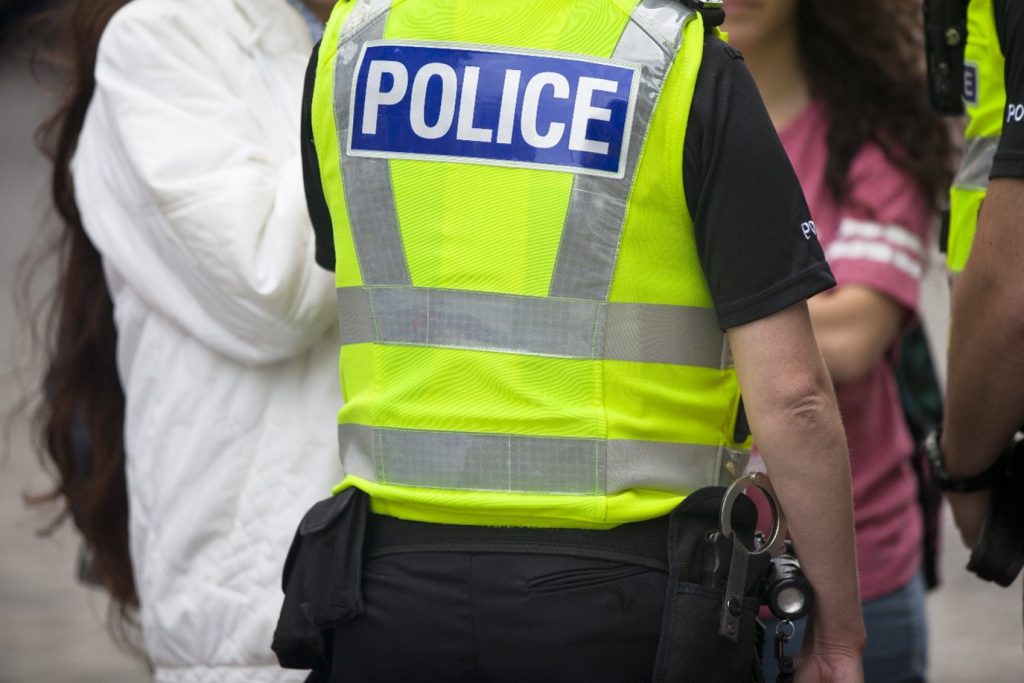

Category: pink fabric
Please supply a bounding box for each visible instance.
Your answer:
[777,101,927,602]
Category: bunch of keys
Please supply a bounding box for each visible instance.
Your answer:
[773,619,797,683]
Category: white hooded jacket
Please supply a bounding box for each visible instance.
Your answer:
[71,1,342,680]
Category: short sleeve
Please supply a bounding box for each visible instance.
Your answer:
[825,146,931,312]
[683,38,835,330]
[992,0,1024,177]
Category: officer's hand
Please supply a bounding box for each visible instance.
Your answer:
[947,489,992,549]
[793,642,864,683]
[794,619,864,683]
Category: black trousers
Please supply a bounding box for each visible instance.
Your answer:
[329,550,668,682]
[274,489,765,683]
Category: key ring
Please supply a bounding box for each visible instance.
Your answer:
[775,618,796,643]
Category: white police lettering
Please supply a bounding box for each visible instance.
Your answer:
[349,43,640,177]
[496,69,522,145]
[569,77,618,155]
[801,221,817,240]
[362,60,408,136]
[411,63,458,139]
[1008,103,1024,123]
[457,66,492,142]
[521,72,570,148]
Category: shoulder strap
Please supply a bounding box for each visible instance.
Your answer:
[681,0,724,28]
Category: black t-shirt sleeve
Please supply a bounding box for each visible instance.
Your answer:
[992,0,1024,177]
[682,37,834,330]
[301,40,337,271]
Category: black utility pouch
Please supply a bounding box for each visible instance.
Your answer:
[652,487,767,683]
[273,487,369,675]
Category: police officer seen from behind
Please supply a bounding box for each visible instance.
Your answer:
[937,0,1024,606]
[275,0,866,680]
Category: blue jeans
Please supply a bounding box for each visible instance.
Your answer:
[760,572,928,683]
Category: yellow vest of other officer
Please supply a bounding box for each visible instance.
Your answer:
[311,0,751,529]
[948,0,1006,272]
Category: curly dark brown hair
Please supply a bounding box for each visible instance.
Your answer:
[30,0,137,614]
[797,0,957,209]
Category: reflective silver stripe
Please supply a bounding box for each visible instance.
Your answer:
[333,2,411,285]
[953,135,999,190]
[338,286,726,367]
[549,0,694,299]
[337,0,392,42]
[604,300,725,367]
[339,424,743,494]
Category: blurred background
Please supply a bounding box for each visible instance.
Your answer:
[0,3,1021,682]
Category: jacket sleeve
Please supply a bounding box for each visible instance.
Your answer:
[81,4,336,365]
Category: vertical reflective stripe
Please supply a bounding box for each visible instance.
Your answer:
[337,0,392,42]
[549,0,694,299]
[333,2,411,286]
[953,135,1000,190]
[339,424,737,494]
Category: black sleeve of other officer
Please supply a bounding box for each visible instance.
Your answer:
[992,0,1024,178]
[683,36,835,330]
[301,41,337,271]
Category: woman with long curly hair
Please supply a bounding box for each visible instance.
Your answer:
[724,0,955,681]
[34,0,341,680]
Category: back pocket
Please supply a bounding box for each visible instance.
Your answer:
[527,562,657,594]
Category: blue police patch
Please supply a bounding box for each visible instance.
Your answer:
[963,62,978,106]
[347,42,640,178]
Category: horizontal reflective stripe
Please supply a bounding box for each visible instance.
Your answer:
[339,424,745,495]
[953,135,999,190]
[338,286,726,367]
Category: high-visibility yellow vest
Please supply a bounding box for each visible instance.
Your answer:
[948,0,1005,272]
[311,0,750,529]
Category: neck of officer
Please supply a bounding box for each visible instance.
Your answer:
[740,29,810,132]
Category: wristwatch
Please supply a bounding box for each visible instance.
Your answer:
[924,429,1004,493]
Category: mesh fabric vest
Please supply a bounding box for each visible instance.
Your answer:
[311,0,750,528]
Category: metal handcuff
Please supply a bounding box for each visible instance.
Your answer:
[717,472,814,683]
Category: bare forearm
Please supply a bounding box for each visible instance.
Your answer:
[750,383,863,646]
[943,179,1024,477]
[728,306,865,650]
[944,279,1024,473]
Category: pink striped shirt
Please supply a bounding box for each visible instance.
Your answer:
[779,100,927,602]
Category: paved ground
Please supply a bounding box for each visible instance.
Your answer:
[1,38,1022,683]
